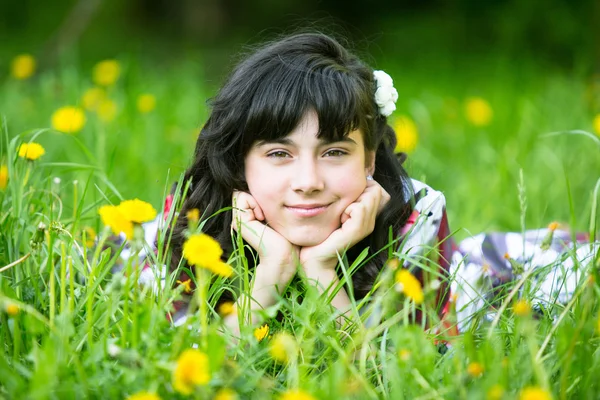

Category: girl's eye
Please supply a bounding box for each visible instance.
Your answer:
[324,149,347,157]
[267,150,291,158]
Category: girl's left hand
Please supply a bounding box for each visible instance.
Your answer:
[299,178,390,269]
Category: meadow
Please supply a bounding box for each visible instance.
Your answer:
[1,49,599,399]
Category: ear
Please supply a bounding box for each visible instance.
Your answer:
[365,151,376,176]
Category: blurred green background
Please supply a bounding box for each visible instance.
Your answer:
[1,0,599,238]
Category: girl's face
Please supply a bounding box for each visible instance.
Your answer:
[244,110,374,247]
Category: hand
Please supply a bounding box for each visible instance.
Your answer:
[299,179,390,269]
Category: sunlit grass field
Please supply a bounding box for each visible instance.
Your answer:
[1,51,599,399]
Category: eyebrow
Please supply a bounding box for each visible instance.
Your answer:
[256,136,358,146]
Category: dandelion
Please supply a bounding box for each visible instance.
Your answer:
[547,221,559,232]
[10,54,36,80]
[269,332,298,363]
[398,349,411,362]
[98,205,133,239]
[218,302,235,317]
[279,389,316,400]
[393,116,418,153]
[467,361,484,377]
[395,269,424,304]
[96,99,117,122]
[593,114,600,137]
[186,208,200,223]
[6,303,19,316]
[51,106,86,134]
[81,87,105,111]
[514,300,531,317]
[18,142,45,161]
[519,386,552,400]
[465,97,493,127]
[214,388,238,400]
[0,165,8,190]
[176,279,193,294]
[182,234,233,277]
[92,59,121,86]
[137,94,157,113]
[254,324,269,342]
[172,349,210,395]
[126,391,161,400]
[118,199,157,223]
[487,384,505,400]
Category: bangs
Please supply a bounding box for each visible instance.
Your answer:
[242,62,370,152]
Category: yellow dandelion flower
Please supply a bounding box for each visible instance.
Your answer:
[393,116,419,153]
[398,349,411,362]
[205,260,234,278]
[172,349,210,395]
[182,233,224,269]
[395,269,424,304]
[254,324,269,342]
[81,87,105,111]
[279,389,316,400]
[137,94,157,113]
[465,97,493,127]
[547,222,559,232]
[96,99,117,122]
[93,59,121,86]
[269,332,298,363]
[117,199,157,223]
[6,303,19,316]
[487,384,505,400]
[0,165,8,190]
[385,258,400,270]
[214,388,238,400]
[126,391,161,400]
[11,54,36,80]
[18,142,45,161]
[98,205,133,239]
[83,226,97,248]
[593,114,600,137]
[51,106,86,134]
[467,361,484,377]
[513,300,531,317]
[519,386,552,400]
[176,279,193,294]
[187,208,200,223]
[218,302,235,317]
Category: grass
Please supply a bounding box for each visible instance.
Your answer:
[1,50,599,399]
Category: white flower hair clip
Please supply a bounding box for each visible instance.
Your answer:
[373,70,398,117]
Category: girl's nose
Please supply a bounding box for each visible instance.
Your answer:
[290,159,324,194]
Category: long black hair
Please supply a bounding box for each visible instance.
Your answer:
[169,32,413,300]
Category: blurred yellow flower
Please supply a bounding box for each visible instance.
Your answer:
[393,116,419,153]
[214,388,238,400]
[487,384,505,400]
[172,349,210,395]
[137,94,157,113]
[18,142,45,161]
[176,279,193,294]
[465,97,493,127]
[83,226,97,248]
[0,165,8,189]
[593,114,600,137]
[96,99,118,122]
[269,332,298,363]
[186,208,200,223]
[11,54,36,80]
[182,234,233,277]
[395,269,424,304]
[98,205,133,239]
[519,386,552,400]
[126,392,161,400]
[547,221,559,232]
[6,303,19,316]
[118,199,157,223]
[81,87,105,111]
[513,300,531,317]
[93,59,121,86]
[398,349,411,362]
[467,361,484,377]
[254,324,269,342]
[218,301,235,317]
[279,389,316,400]
[51,106,86,134]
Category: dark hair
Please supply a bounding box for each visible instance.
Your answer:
[169,32,413,300]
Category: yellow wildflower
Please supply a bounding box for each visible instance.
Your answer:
[519,386,552,400]
[279,389,316,400]
[393,116,419,153]
[172,349,210,395]
[395,269,424,304]
[187,208,200,223]
[269,332,298,363]
[398,349,411,362]
[83,226,97,248]
[182,234,233,277]
[93,59,121,86]
[218,302,235,317]
[176,279,193,294]
[465,97,493,127]
[137,94,157,113]
[0,165,8,189]
[214,388,238,400]
[205,261,234,277]
[547,222,559,232]
[467,361,484,377]
[11,54,36,80]
[81,87,105,111]
[513,300,531,317]
[126,392,161,400]
[6,303,19,316]
[118,199,157,223]
[51,106,86,134]
[254,324,269,342]
[98,205,133,239]
[487,384,505,400]
[593,114,600,137]
[97,99,117,122]
[18,142,45,161]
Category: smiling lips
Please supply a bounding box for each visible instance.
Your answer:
[285,203,330,217]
